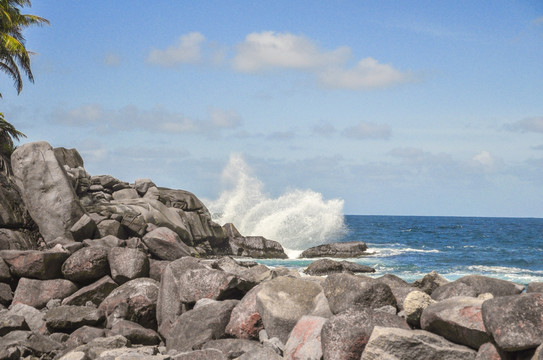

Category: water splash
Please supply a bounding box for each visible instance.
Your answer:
[208,154,346,251]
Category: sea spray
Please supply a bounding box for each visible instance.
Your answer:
[207,154,346,251]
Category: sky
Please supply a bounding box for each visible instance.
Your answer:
[2,1,543,217]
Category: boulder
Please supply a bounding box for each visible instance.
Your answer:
[0,248,70,280]
[0,282,13,306]
[69,214,97,241]
[65,325,105,349]
[0,228,36,250]
[62,275,118,306]
[304,258,375,276]
[389,285,419,311]
[12,278,78,309]
[0,330,64,359]
[8,303,47,334]
[432,281,479,301]
[475,342,507,360]
[44,305,105,332]
[0,312,29,335]
[172,349,227,360]
[0,257,10,282]
[157,257,251,338]
[527,282,543,294]
[323,273,396,314]
[482,293,543,351]
[149,259,170,282]
[412,270,449,295]
[84,235,124,248]
[212,257,272,286]
[236,346,283,360]
[53,147,84,168]
[228,236,288,259]
[420,296,490,349]
[321,308,410,360]
[377,274,411,288]
[299,241,368,258]
[284,315,326,360]
[11,141,86,243]
[61,246,109,284]
[403,290,435,327]
[166,299,239,352]
[99,277,159,330]
[133,178,156,196]
[361,326,477,360]
[108,247,149,284]
[225,284,264,340]
[202,338,267,358]
[96,219,126,239]
[142,226,193,260]
[256,276,332,344]
[432,275,524,301]
[112,188,139,200]
[108,319,160,345]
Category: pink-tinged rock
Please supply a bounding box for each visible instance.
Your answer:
[108,247,149,284]
[99,277,159,330]
[321,308,410,360]
[44,305,105,332]
[149,259,169,282]
[420,296,490,349]
[62,275,118,306]
[225,284,264,340]
[61,246,109,284]
[482,293,543,351]
[142,226,193,261]
[475,342,506,360]
[284,315,326,360]
[12,278,78,309]
[0,249,70,279]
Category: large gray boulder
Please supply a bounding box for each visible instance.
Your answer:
[255,276,332,344]
[44,305,105,332]
[53,147,84,169]
[432,275,524,301]
[12,278,78,309]
[0,248,70,279]
[412,270,449,295]
[62,275,118,306]
[361,326,477,360]
[142,226,194,260]
[304,258,375,276]
[108,247,149,284]
[323,273,396,314]
[299,241,369,258]
[61,246,110,284]
[11,141,86,243]
[228,236,288,259]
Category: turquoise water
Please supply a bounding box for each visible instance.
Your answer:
[255,215,543,285]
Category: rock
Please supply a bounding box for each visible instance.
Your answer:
[54,147,84,168]
[149,259,170,282]
[236,345,283,360]
[12,278,78,309]
[321,308,410,360]
[49,237,85,253]
[84,235,124,248]
[172,349,227,360]
[0,330,64,359]
[0,172,29,228]
[0,312,29,335]
[0,282,12,306]
[157,257,251,338]
[108,319,160,345]
[133,178,156,196]
[228,236,288,259]
[225,284,264,340]
[9,303,47,334]
[299,241,368,258]
[201,338,266,357]
[99,277,159,330]
[256,276,332,344]
[108,247,149,284]
[44,305,105,332]
[0,228,36,250]
[284,315,326,360]
[61,246,110,284]
[482,293,543,351]
[11,141,86,243]
[96,219,127,239]
[166,299,239,352]
[432,275,524,301]
[377,274,411,288]
[62,275,118,306]
[142,227,193,261]
[303,258,375,276]
[403,290,435,327]
[65,325,105,348]
[112,188,139,200]
[212,257,272,286]
[323,273,397,314]
[0,248,70,279]
[389,286,419,311]
[361,326,477,360]
[412,270,449,295]
[475,342,507,360]
[527,282,543,294]
[0,257,10,282]
[223,223,242,238]
[73,334,130,359]
[69,214,97,242]
[420,296,490,349]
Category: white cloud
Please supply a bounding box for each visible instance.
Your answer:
[388,147,425,159]
[342,121,391,140]
[233,31,350,73]
[506,117,543,133]
[209,108,242,129]
[318,57,411,89]
[147,32,206,67]
[472,150,494,167]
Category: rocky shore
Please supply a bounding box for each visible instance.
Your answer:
[1,141,543,359]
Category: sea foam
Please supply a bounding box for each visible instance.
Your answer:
[207,154,346,251]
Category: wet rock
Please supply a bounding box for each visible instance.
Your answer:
[256,276,332,344]
[361,326,477,360]
[482,293,543,351]
[225,284,264,340]
[284,315,326,360]
[99,277,159,330]
[321,308,410,360]
[108,319,160,345]
[304,258,375,276]
[166,299,239,352]
[323,273,397,314]
[403,290,435,327]
[142,227,193,261]
[108,247,149,284]
[12,278,78,309]
[0,248,70,280]
[421,296,490,349]
[61,246,109,284]
[62,275,118,306]
[432,275,524,301]
[44,305,105,332]
[299,241,368,258]
[413,270,449,295]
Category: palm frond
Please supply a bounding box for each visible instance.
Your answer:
[0,112,26,141]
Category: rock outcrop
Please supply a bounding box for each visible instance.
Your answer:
[299,241,369,258]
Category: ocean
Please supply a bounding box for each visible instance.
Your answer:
[255,215,543,285]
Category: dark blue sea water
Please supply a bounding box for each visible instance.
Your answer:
[256,215,543,285]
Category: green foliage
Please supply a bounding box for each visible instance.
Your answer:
[1,111,25,156]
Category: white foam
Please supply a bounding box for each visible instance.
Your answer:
[369,247,440,257]
[208,154,346,250]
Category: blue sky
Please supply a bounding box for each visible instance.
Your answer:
[2,1,543,217]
